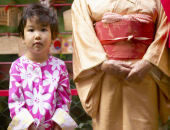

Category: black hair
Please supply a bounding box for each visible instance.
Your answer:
[18,3,58,40]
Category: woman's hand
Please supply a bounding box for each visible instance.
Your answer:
[54,123,62,130]
[102,12,122,23]
[28,124,36,130]
[101,60,131,79]
[126,60,153,83]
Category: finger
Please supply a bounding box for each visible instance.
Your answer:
[126,69,136,81]
[117,67,131,78]
[126,69,143,83]
[120,67,131,74]
[120,63,132,69]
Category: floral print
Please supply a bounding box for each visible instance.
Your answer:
[8,55,72,130]
[25,88,51,115]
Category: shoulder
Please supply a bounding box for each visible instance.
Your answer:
[11,56,23,68]
[10,56,27,72]
[49,55,66,66]
[10,57,23,73]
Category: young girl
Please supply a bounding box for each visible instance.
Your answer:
[8,4,77,130]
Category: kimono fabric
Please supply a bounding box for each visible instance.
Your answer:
[8,55,77,130]
[161,0,170,48]
[71,0,170,130]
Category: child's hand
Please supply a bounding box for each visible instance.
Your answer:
[126,60,153,83]
[28,123,36,130]
[101,60,131,79]
[54,123,62,130]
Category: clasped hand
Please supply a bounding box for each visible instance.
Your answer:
[101,12,153,82]
[101,60,153,83]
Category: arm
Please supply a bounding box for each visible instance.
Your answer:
[52,63,77,130]
[71,0,107,117]
[8,62,34,130]
[142,0,169,77]
[126,0,170,123]
[71,0,107,81]
[127,0,169,83]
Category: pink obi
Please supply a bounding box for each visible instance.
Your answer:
[95,14,155,60]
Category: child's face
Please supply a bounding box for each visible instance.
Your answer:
[23,16,52,55]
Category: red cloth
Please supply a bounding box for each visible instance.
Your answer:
[95,20,154,59]
[161,0,170,22]
[161,0,170,48]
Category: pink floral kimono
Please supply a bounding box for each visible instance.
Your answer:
[8,55,77,130]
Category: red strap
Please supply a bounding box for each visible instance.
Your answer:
[0,89,78,96]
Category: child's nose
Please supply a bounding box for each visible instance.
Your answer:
[35,32,41,40]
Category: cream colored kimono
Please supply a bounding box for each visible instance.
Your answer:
[71,0,170,129]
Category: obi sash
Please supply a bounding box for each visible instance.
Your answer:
[95,14,155,60]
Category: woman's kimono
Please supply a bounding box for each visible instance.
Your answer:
[71,0,169,129]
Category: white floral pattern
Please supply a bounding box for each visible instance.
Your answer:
[25,88,51,115]
[8,55,72,130]
[43,70,59,92]
[49,58,65,71]
[9,91,25,114]
[20,64,39,90]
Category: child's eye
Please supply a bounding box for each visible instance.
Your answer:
[41,28,47,32]
[28,29,34,32]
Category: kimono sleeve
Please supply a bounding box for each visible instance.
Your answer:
[71,0,107,118]
[71,0,107,81]
[52,62,77,129]
[8,62,34,130]
[142,0,170,97]
[143,0,169,78]
[143,0,170,123]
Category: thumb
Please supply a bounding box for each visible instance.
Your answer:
[126,68,136,80]
[121,64,132,69]
[121,67,131,73]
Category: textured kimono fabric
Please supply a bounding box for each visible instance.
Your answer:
[71,0,170,130]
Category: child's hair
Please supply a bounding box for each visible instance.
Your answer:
[18,3,58,40]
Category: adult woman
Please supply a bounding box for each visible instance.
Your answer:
[71,0,169,129]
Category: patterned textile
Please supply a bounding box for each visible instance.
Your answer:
[95,14,154,59]
[8,55,77,130]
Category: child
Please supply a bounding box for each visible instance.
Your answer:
[8,3,77,130]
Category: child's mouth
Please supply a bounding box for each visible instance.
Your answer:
[34,42,43,46]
